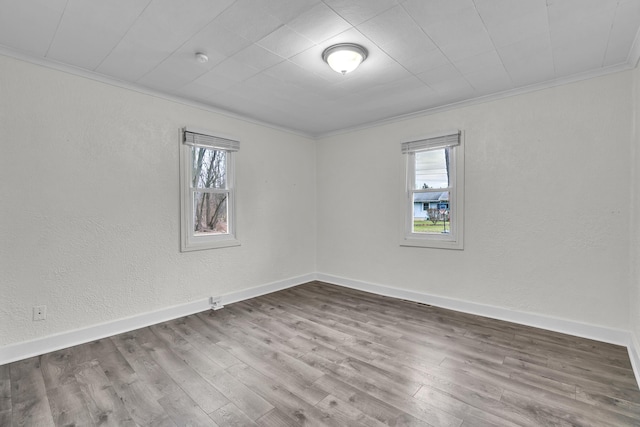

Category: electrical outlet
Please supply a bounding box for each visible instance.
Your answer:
[33,305,47,321]
[210,296,224,311]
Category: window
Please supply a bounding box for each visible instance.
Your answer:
[402,131,464,250]
[180,128,240,251]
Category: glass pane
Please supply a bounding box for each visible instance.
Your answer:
[192,147,227,189]
[412,193,450,234]
[193,192,228,235]
[415,148,449,189]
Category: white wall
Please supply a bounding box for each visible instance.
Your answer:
[317,71,633,330]
[1,50,637,354]
[0,54,316,346]
[631,64,640,353]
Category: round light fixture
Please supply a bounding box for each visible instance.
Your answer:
[322,43,368,75]
[195,52,209,63]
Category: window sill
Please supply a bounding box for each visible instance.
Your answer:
[400,236,463,250]
[181,237,241,252]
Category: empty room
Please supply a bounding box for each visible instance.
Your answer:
[2,0,640,426]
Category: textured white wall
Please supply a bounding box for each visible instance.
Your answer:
[317,71,633,329]
[1,51,636,350]
[0,55,316,346]
[632,64,640,348]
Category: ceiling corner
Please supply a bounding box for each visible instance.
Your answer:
[629,25,640,69]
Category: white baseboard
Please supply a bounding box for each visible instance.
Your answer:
[317,272,640,386]
[220,273,315,306]
[3,270,638,390]
[315,273,631,347]
[0,273,314,365]
[629,333,640,386]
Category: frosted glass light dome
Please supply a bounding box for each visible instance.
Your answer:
[322,43,368,75]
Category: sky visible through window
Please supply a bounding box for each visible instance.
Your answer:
[415,148,449,189]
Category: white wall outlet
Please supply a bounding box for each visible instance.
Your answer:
[210,296,224,311]
[33,305,47,321]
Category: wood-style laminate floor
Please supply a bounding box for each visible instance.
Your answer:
[3,281,640,426]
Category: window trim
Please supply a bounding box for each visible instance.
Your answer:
[401,130,464,250]
[180,127,240,252]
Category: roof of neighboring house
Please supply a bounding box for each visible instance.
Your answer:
[413,192,449,203]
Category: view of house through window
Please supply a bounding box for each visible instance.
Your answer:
[412,147,451,234]
[402,130,463,250]
[192,147,228,235]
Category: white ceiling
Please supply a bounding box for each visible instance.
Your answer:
[1,0,640,136]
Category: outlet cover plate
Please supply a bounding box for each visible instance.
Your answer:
[33,305,47,321]
[210,296,224,311]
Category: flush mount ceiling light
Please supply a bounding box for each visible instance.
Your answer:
[322,43,368,75]
[195,52,209,63]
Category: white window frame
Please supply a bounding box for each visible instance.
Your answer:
[180,127,240,252]
[401,130,464,250]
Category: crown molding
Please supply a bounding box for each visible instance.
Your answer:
[0,46,315,139]
[1,44,637,141]
[316,62,635,139]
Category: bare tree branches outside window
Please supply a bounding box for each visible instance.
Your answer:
[191,147,228,234]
